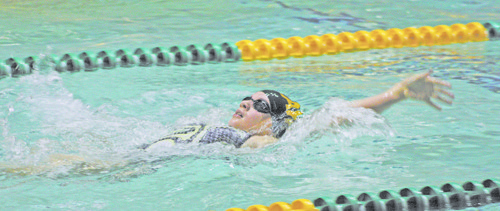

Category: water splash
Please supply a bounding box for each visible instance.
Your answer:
[283,98,394,144]
[0,65,396,180]
[0,67,171,177]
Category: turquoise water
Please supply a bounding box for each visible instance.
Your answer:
[1,0,500,210]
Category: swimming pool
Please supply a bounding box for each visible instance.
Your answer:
[1,0,499,210]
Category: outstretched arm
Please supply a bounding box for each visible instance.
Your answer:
[351,71,455,113]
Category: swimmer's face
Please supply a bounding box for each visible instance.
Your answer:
[228,92,273,136]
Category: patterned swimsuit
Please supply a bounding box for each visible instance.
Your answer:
[143,124,252,150]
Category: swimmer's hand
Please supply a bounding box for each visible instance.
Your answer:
[352,70,454,113]
[392,70,454,110]
[240,135,278,148]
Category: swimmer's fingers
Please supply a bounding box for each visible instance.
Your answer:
[426,76,452,88]
[429,89,454,110]
[436,88,455,101]
[433,94,453,105]
[425,98,442,111]
[427,75,454,106]
[406,90,447,111]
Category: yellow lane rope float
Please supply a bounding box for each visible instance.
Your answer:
[235,22,488,62]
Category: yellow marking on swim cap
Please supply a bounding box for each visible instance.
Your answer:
[280,93,303,121]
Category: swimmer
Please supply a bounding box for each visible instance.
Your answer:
[144,70,454,150]
[0,71,453,178]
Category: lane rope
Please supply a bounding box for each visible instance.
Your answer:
[225,178,500,211]
[1,22,497,78]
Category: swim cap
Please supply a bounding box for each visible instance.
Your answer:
[261,90,303,138]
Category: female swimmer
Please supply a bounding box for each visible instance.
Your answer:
[144,70,454,150]
[0,71,454,177]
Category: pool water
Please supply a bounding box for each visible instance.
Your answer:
[1,0,500,210]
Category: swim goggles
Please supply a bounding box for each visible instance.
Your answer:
[242,96,272,114]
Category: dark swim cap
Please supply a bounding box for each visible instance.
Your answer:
[261,90,303,138]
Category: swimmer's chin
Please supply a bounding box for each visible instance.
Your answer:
[228,118,244,131]
[228,119,238,128]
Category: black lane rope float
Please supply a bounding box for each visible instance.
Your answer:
[0,43,241,77]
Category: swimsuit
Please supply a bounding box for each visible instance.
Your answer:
[143,124,251,149]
